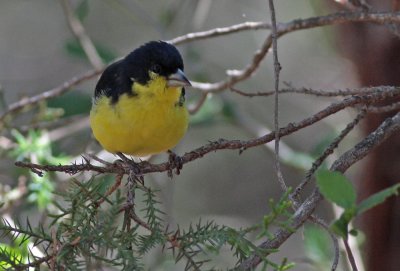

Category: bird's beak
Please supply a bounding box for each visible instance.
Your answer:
[167,69,191,87]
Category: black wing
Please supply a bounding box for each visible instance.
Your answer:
[94,59,136,104]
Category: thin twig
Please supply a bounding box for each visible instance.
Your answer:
[268,0,286,192]
[60,0,104,70]
[332,113,400,172]
[0,69,100,128]
[343,238,359,271]
[169,11,400,48]
[94,173,123,207]
[364,101,400,113]
[337,0,371,11]
[231,85,381,97]
[293,109,367,198]
[188,93,209,114]
[129,212,151,231]
[168,21,271,45]
[236,112,400,270]
[191,11,400,93]
[50,227,57,271]
[13,255,54,271]
[190,30,274,93]
[309,215,340,271]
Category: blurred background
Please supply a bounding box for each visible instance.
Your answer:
[2,0,398,270]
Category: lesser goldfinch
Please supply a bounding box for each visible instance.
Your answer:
[90,41,191,156]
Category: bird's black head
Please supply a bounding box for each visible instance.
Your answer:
[124,41,185,85]
[94,41,190,103]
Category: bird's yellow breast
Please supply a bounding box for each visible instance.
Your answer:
[90,77,188,156]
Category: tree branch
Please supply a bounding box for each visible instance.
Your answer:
[230,85,387,97]
[60,0,104,70]
[236,111,400,270]
[190,11,400,93]
[2,11,400,128]
[15,88,400,177]
[168,21,271,45]
[268,0,287,192]
[0,69,100,129]
[293,109,367,198]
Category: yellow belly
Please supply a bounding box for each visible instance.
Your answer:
[90,92,188,156]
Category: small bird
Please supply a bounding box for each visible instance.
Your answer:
[90,41,191,157]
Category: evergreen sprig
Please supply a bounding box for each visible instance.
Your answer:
[0,218,53,270]
[1,175,297,270]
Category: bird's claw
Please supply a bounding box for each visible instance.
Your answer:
[115,152,144,184]
[167,150,183,178]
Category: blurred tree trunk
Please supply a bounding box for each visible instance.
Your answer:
[325,1,400,270]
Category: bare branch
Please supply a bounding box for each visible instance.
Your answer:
[293,109,367,198]
[231,85,383,97]
[236,112,400,270]
[60,0,104,70]
[364,101,400,113]
[190,11,400,93]
[336,0,371,11]
[169,11,400,48]
[332,112,400,172]
[2,11,400,127]
[0,69,100,129]
[343,238,359,271]
[15,88,400,177]
[268,0,287,193]
[188,93,209,115]
[168,21,271,45]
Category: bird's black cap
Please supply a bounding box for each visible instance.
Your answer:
[94,41,185,103]
[125,41,184,85]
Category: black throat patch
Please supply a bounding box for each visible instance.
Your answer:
[175,88,185,107]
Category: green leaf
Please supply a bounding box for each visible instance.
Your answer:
[331,208,356,239]
[311,132,338,158]
[280,151,314,171]
[357,183,400,214]
[189,95,223,125]
[75,0,89,22]
[316,170,356,209]
[0,244,25,267]
[304,225,333,264]
[48,92,91,117]
[64,39,116,63]
[11,129,51,162]
[349,229,358,236]
[331,217,348,239]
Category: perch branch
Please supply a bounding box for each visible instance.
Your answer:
[15,88,400,177]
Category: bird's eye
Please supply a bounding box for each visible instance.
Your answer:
[151,64,162,74]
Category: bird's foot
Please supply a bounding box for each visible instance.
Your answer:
[115,152,144,184]
[167,150,183,178]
